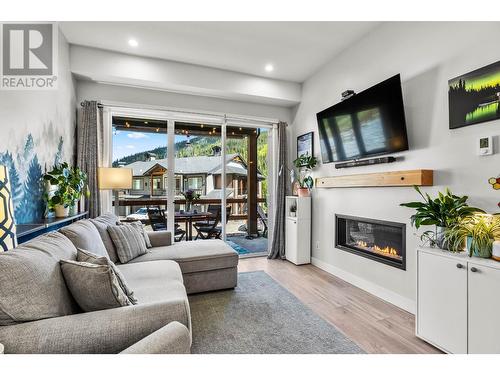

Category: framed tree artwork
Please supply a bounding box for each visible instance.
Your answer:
[297,132,314,157]
[449,60,500,129]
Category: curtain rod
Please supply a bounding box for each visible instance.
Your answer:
[80,100,281,126]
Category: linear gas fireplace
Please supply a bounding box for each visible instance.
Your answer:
[335,214,406,270]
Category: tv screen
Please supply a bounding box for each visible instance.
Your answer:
[316,74,409,164]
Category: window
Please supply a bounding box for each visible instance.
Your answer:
[132,178,142,190]
[187,176,203,190]
[164,176,183,194]
[153,177,162,190]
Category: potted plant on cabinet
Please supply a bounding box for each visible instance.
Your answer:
[445,214,500,257]
[400,186,483,250]
[68,165,89,215]
[43,163,88,218]
[292,154,318,197]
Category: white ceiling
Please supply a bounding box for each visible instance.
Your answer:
[60,22,380,83]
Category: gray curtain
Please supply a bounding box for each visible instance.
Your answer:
[77,101,102,218]
[268,121,289,259]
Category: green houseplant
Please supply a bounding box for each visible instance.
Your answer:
[292,154,318,197]
[400,186,483,250]
[43,163,88,217]
[445,214,500,257]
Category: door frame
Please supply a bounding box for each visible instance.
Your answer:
[104,104,276,247]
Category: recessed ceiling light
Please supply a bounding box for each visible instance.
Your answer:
[128,39,138,47]
[265,64,274,72]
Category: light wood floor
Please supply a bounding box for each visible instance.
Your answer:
[238,257,441,354]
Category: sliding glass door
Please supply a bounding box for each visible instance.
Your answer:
[108,107,274,257]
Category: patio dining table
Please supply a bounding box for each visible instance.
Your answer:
[175,211,214,241]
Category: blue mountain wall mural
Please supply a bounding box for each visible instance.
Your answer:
[0,134,66,224]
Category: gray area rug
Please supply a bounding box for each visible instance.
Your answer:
[189,271,364,354]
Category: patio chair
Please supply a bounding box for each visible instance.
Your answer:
[193,204,219,227]
[257,204,268,237]
[147,206,186,242]
[193,206,231,240]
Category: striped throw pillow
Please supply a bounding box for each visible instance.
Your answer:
[107,225,148,263]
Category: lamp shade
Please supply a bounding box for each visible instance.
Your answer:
[98,167,133,190]
[0,165,17,251]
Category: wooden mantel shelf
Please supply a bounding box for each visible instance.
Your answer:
[316,169,433,188]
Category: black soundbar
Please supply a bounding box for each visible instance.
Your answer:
[335,156,396,169]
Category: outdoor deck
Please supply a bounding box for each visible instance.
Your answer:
[139,216,268,256]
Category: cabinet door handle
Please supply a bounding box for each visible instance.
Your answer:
[456,263,463,269]
[470,267,478,273]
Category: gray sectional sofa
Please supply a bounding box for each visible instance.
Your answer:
[0,213,239,354]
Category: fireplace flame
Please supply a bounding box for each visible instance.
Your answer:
[355,240,400,259]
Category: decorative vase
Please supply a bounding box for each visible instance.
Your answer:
[68,203,78,216]
[435,226,448,250]
[297,188,310,197]
[467,236,493,258]
[290,211,296,217]
[79,195,86,213]
[55,205,69,218]
[186,201,192,213]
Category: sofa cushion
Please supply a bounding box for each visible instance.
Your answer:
[117,260,186,304]
[77,248,137,304]
[60,259,132,312]
[93,212,120,226]
[89,219,119,263]
[0,232,78,325]
[121,221,152,248]
[59,220,108,258]
[127,239,238,274]
[107,224,148,263]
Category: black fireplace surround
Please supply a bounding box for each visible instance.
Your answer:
[335,214,406,270]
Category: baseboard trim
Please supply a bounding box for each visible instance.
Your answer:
[311,257,416,314]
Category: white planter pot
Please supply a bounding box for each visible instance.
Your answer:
[436,226,448,250]
[55,205,69,218]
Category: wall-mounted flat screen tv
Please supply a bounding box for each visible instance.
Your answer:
[316,74,409,164]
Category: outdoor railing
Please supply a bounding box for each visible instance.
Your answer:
[115,197,266,220]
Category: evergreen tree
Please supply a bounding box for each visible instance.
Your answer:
[54,136,64,166]
[0,151,23,212]
[18,155,43,224]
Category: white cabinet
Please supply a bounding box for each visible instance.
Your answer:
[417,251,467,353]
[417,248,500,353]
[468,261,500,354]
[285,196,311,265]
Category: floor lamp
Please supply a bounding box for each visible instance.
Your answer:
[98,167,132,217]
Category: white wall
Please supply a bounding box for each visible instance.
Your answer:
[291,22,500,312]
[0,30,76,223]
[76,80,293,124]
